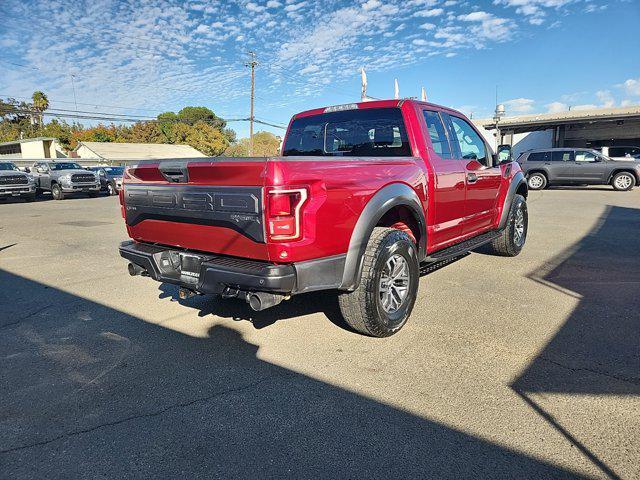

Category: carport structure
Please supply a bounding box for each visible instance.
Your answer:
[477,105,640,151]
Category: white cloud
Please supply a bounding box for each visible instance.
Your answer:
[504,98,535,113]
[362,0,382,11]
[545,101,568,113]
[246,2,265,13]
[622,78,640,96]
[494,0,575,17]
[459,11,492,21]
[415,8,445,17]
[596,89,615,108]
[419,22,436,30]
[266,0,282,7]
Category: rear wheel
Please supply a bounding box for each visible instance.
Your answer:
[611,172,635,191]
[338,227,419,337]
[527,173,547,190]
[51,183,65,200]
[488,194,528,257]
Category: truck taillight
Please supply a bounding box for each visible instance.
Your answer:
[266,188,308,242]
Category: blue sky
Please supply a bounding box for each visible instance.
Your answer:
[0,0,638,138]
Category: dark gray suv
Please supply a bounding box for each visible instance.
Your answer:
[517,148,640,191]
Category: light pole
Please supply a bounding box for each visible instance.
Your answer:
[493,103,505,150]
[70,74,79,117]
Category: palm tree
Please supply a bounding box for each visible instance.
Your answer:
[31,91,49,126]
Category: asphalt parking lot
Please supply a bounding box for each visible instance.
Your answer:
[1,187,639,479]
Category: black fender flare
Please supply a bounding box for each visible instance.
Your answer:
[340,183,426,290]
[498,171,527,230]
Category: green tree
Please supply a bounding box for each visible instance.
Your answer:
[224,131,281,157]
[31,91,49,126]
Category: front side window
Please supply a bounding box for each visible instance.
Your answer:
[423,110,452,159]
[449,116,489,166]
[552,151,573,162]
[283,108,411,157]
[575,151,596,162]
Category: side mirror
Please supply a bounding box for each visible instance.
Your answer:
[497,144,512,163]
[24,167,31,173]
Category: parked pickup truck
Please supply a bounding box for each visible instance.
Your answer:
[0,161,36,202]
[119,100,528,337]
[30,161,100,200]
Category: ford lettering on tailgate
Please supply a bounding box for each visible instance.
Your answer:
[124,185,264,242]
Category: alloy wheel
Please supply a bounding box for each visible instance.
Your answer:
[514,206,526,247]
[528,175,544,189]
[615,174,633,190]
[378,254,410,314]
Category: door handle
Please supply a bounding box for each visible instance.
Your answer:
[467,172,478,184]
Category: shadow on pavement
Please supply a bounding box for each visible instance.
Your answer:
[510,205,640,480]
[513,205,640,396]
[1,269,584,479]
[156,253,472,332]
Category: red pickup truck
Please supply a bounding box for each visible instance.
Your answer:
[120,100,528,337]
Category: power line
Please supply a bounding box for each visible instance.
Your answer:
[1,106,286,129]
[0,93,167,114]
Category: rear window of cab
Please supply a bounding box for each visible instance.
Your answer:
[283,108,411,157]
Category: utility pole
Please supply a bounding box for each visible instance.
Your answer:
[70,74,79,117]
[245,51,258,156]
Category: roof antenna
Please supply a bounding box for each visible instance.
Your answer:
[394,79,399,99]
[421,87,427,102]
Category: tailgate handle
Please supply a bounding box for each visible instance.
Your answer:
[159,162,189,183]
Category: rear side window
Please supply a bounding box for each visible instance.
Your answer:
[610,147,640,157]
[552,151,573,161]
[527,151,551,162]
[283,108,411,157]
[423,110,452,159]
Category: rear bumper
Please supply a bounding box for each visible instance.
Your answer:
[119,240,296,294]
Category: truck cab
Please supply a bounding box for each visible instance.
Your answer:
[0,161,36,202]
[119,100,528,337]
[31,161,101,200]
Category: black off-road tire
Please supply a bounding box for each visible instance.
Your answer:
[488,194,528,257]
[51,183,65,200]
[527,172,547,190]
[611,172,635,191]
[338,227,419,337]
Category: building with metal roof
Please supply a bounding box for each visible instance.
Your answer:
[474,105,640,158]
[74,142,206,160]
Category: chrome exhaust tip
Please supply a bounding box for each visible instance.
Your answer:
[246,292,285,311]
[128,263,146,276]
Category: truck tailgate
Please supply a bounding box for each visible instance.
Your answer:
[123,159,269,261]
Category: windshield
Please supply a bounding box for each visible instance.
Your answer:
[0,162,18,171]
[283,107,411,157]
[51,162,83,171]
[103,166,124,176]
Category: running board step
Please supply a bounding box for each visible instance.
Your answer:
[423,230,501,262]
